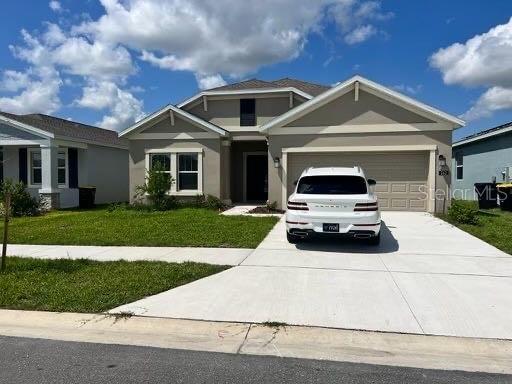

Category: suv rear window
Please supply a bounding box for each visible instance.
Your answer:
[296,175,367,195]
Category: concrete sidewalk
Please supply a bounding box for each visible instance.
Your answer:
[112,212,512,340]
[1,309,511,374]
[6,244,251,266]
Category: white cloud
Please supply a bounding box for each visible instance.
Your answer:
[49,1,62,12]
[392,84,423,95]
[344,25,376,44]
[0,70,61,114]
[74,81,144,130]
[462,86,512,121]
[0,70,31,92]
[195,74,227,90]
[76,0,392,84]
[430,17,512,120]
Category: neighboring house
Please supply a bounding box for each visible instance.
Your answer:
[452,121,512,200]
[0,112,129,209]
[120,75,464,213]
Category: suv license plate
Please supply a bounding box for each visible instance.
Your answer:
[323,223,339,233]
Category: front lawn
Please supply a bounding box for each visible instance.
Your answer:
[439,202,512,255]
[0,257,228,312]
[1,207,278,248]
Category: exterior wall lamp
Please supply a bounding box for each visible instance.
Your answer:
[273,157,280,168]
[438,154,449,176]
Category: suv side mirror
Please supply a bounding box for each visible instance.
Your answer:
[367,179,376,186]
[293,179,299,186]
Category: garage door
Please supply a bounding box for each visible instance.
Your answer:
[287,151,429,211]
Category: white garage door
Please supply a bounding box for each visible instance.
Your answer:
[287,151,429,211]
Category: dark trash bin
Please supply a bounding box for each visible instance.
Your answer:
[79,186,96,209]
[474,182,497,209]
[497,183,512,211]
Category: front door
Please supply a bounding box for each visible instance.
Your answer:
[245,154,268,202]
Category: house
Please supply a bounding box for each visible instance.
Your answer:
[452,121,512,200]
[120,75,464,213]
[0,112,129,209]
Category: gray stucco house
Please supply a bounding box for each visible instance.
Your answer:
[0,112,129,209]
[120,75,464,213]
[452,121,512,200]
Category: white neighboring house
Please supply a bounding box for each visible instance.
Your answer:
[0,112,129,209]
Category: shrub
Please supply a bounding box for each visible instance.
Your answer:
[266,200,278,211]
[134,162,175,210]
[447,199,479,225]
[186,194,228,210]
[0,180,40,217]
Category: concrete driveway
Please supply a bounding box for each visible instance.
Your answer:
[113,212,512,339]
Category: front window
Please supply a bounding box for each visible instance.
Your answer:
[150,153,171,174]
[29,148,68,187]
[57,150,67,185]
[178,154,198,190]
[30,150,42,185]
[297,176,368,195]
[240,99,256,126]
[455,153,463,180]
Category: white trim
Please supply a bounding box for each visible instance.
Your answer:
[27,147,42,188]
[144,148,204,195]
[169,109,175,126]
[289,92,293,108]
[145,147,203,154]
[0,115,54,139]
[270,122,453,135]
[221,126,261,132]
[453,125,512,147]
[132,132,219,140]
[282,145,437,153]
[119,104,227,138]
[242,151,267,202]
[0,139,48,146]
[54,139,88,149]
[27,147,69,189]
[280,144,438,213]
[231,135,267,141]
[455,152,464,181]
[177,87,313,109]
[260,75,465,133]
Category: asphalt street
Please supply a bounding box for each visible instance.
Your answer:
[1,336,511,383]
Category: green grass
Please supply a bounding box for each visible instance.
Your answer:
[1,207,278,248]
[439,202,512,255]
[0,257,228,313]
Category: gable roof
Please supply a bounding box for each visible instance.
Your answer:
[0,111,127,147]
[259,75,465,132]
[453,121,512,147]
[177,78,324,108]
[271,78,330,96]
[119,104,228,138]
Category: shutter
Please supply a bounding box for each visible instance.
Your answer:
[19,148,27,184]
[68,148,79,189]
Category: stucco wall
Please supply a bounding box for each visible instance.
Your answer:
[185,95,305,129]
[285,90,434,127]
[128,139,221,202]
[267,130,452,212]
[86,144,129,204]
[452,132,512,200]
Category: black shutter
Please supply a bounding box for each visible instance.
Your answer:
[68,148,78,189]
[19,148,27,184]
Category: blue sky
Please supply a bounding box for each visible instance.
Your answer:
[0,0,511,140]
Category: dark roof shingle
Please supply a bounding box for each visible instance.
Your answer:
[455,121,512,145]
[206,77,330,96]
[0,112,126,147]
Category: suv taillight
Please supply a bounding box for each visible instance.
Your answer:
[354,202,378,211]
[287,201,309,211]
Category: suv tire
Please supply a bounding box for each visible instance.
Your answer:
[287,232,302,244]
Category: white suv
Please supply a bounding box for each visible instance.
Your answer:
[286,166,381,245]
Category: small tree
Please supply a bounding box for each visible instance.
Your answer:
[135,162,175,210]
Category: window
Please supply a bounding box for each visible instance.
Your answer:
[57,150,67,186]
[240,99,256,126]
[150,153,171,174]
[146,150,203,195]
[455,153,463,180]
[297,176,368,195]
[178,154,198,190]
[28,148,68,187]
[30,150,42,185]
